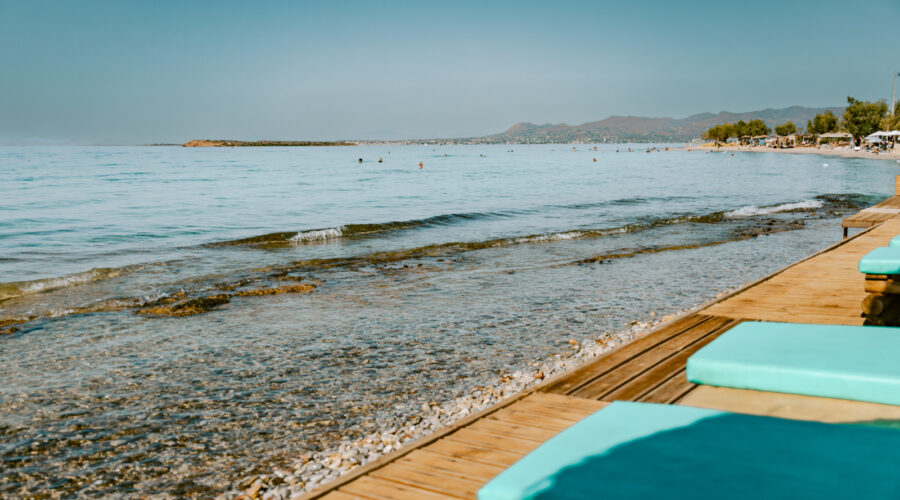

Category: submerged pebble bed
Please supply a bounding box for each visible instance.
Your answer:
[224,299,730,499]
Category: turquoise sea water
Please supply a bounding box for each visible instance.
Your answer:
[0,144,896,496]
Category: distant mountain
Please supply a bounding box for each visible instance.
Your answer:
[446,106,844,144]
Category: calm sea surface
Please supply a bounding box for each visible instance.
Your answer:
[0,145,896,496]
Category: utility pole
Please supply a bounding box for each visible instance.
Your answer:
[893,71,899,117]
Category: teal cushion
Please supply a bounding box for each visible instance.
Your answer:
[477,401,900,500]
[859,246,900,274]
[687,321,900,406]
[891,235,900,248]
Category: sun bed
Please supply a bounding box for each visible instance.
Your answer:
[859,247,900,324]
[686,321,900,406]
[477,401,900,499]
[859,246,900,275]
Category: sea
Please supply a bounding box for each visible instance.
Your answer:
[0,144,896,497]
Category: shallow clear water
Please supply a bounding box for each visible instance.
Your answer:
[0,145,896,496]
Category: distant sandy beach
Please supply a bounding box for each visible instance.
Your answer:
[684,144,900,161]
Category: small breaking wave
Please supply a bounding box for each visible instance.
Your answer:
[210,211,516,247]
[0,268,123,302]
[726,200,824,218]
[2,193,866,321]
[210,193,867,250]
[289,227,345,242]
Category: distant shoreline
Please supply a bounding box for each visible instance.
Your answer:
[182,139,355,147]
[683,144,900,161]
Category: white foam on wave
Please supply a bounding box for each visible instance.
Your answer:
[726,200,823,218]
[16,268,120,295]
[289,227,345,242]
[513,231,584,244]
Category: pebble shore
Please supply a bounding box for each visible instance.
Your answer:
[221,297,736,500]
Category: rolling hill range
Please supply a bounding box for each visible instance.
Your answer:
[450,105,844,143]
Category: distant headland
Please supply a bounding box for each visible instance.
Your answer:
[182,139,354,147]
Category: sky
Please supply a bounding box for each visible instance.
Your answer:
[1,0,898,144]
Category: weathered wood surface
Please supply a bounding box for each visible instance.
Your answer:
[865,276,900,294]
[542,314,740,403]
[705,217,900,324]
[679,386,900,423]
[842,193,900,228]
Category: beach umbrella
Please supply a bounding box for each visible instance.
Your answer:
[886,130,900,137]
[872,131,891,137]
[865,135,882,143]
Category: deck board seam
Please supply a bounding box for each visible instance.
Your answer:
[552,315,715,396]
[593,318,739,401]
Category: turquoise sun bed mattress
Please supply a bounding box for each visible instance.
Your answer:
[859,246,900,274]
[477,401,900,499]
[686,321,900,406]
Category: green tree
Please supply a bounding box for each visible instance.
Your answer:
[842,96,888,143]
[774,121,797,136]
[880,101,900,131]
[806,110,839,135]
[746,119,771,136]
[703,123,737,144]
[734,120,749,137]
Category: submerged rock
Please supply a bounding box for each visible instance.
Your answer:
[235,284,316,296]
[137,294,232,317]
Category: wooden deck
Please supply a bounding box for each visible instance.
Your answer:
[305,210,900,499]
[706,217,900,325]
[841,181,900,234]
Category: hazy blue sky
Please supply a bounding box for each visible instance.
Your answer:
[1,0,898,144]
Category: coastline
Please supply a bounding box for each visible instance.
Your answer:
[5,146,895,499]
[684,144,900,161]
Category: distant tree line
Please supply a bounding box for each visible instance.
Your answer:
[701,119,771,143]
[703,96,899,145]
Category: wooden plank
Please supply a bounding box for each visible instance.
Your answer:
[865,279,900,294]
[499,399,600,416]
[370,462,480,498]
[444,428,543,455]
[467,418,561,443]
[491,397,599,418]
[679,386,900,423]
[540,313,713,395]
[523,391,609,411]
[497,396,602,417]
[570,316,734,399]
[425,438,524,467]
[398,450,504,481]
[638,369,698,404]
[494,401,595,422]
[339,476,459,500]
[484,412,575,433]
[320,492,372,500]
